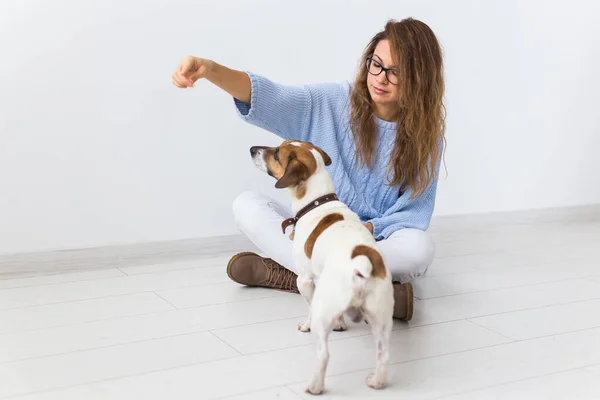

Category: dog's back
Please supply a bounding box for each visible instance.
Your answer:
[308,210,388,277]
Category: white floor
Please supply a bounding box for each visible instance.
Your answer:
[1,208,600,399]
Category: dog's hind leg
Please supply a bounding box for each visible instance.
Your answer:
[305,297,334,395]
[363,285,394,390]
[297,275,315,332]
[365,315,392,389]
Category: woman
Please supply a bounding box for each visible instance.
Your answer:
[172,18,445,321]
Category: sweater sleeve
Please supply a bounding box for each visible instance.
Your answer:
[367,178,438,240]
[367,151,442,241]
[233,72,313,142]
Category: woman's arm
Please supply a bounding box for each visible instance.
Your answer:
[173,56,319,142]
[206,61,252,104]
[172,56,350,146]
[172,56,251,103]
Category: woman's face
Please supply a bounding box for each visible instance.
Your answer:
[366,39,399,109]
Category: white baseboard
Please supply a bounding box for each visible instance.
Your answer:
[0,234,257,279]
[429,203,600,232]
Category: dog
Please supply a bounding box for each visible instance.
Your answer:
[250,140,394,395]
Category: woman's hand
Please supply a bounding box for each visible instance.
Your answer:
[364,222,374,234]
[172,56,214,88]
[171,56,251,103]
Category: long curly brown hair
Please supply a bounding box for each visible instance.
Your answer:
[350,18,446,198]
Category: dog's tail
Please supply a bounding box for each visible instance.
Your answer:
[350,245,387,280]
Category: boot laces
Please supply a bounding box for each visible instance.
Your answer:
[264,259,298,293]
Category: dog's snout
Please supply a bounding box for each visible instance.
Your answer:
[250,146,269,174]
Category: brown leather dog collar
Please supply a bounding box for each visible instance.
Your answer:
[281,193,339,234]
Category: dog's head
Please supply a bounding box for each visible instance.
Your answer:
[250,140,331,193]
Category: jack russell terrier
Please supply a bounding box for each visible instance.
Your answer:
[250,140,394,395]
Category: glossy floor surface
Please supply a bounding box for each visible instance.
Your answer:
[1,206,599,399]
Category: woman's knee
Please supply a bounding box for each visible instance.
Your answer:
[384,228,436,280]
[407,229,436,269]
[232,190,264,229]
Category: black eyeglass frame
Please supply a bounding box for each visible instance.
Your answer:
[365,56,399,85]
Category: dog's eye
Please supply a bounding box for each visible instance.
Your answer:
[273,149,279,162]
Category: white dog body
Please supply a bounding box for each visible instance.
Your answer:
[250,140,394,395]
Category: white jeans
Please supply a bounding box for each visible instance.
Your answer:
[232,191,435,283]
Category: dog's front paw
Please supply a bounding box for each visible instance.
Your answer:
[305,382,324,395]
[366,373,386,390]
[333,316,347,332]
[297,320,311,332]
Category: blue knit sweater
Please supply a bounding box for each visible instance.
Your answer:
[233,72,439,241]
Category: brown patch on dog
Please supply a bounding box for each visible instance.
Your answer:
[304,213,344,258]
[274,157,309,190]
[294,182,307,199]
[297,142,332,166]
[261,141,329,199]
[351,245,387,279]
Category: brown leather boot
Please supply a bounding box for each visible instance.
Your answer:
[393,282,414,321]
[226,252,299,294]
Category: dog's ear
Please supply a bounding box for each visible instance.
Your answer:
[314,146,331,166]
[275,156,308,189]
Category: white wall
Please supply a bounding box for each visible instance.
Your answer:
[1,0,599,254]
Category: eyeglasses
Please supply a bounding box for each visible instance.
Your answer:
[366,56,399,85]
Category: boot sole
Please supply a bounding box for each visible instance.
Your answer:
[405,282,414,321]
[226,251,259,285]
[393,282,414,321]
